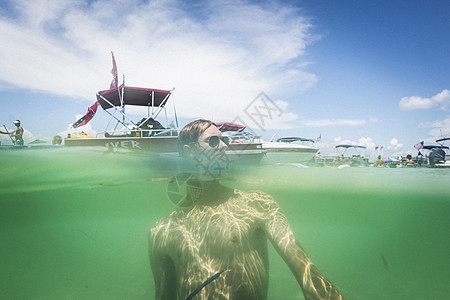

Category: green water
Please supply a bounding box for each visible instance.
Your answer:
[0,147,449,299]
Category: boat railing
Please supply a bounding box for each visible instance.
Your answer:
[226,132,262,144]
[99,128,178,138]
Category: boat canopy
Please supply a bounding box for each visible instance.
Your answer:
[436,137,450,143]
[423,145,449,150]
[276,137,315,143]
[97,86,172,110]
[336,144,366,149]
[216,122,246,132]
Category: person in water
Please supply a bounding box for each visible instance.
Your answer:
[404,154,416,167]
[149,119,343,300]
[0,120,24,145]
[52,135,63,146]
[373,155,385,168]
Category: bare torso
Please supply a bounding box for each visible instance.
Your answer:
[13,126,24,144]
[150,189,274,299]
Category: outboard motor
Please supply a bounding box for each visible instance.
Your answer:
[429,147,445,167]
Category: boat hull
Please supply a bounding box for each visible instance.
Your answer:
[262,149,318,164]
[226,143,267,164]
[64,136,179,153]
[65,137,267,164]
[260,145,318,164]
[434,161,450,168]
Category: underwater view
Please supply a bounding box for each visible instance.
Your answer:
[1,146,449,299]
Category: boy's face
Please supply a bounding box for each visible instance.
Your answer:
[185,125,230,177]
[196,125,228,153]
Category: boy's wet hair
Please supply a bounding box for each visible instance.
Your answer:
[178,119,216,157]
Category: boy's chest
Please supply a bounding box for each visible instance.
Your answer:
[172,204,262,256]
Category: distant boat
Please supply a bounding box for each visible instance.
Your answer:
[414,144,446,167]
[430,137,450,168]
[216,123,318,164]
[260,137,318,165]
[315,145,369,167]
[28,139,47,145]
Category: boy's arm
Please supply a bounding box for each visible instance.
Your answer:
[256,194,343,300]
[149,231,177,300]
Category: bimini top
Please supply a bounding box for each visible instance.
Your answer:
[216,122,246,132]
[97,86,172,109]
[336,144,366,149]
[423,145,449,150]
[436,137,450,143]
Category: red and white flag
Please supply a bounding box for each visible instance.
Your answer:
[72,101,99,128]
[110,51,118,89]
[414,141,424,150]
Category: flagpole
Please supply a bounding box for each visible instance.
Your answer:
[151,88,174,120]
[172,88,179,128]
[138,88,174,127]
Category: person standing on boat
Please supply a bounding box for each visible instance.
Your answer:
[149,119,343,300]
[0,120,24,145]
[137,118,165,137]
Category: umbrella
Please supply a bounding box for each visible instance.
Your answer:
[382,157,400,163]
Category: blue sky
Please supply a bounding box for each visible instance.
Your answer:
[0,0,449,159]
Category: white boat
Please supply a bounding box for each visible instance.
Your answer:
[260,137,319,165]
[64,55,266,165]
[216,123,319,165]
[64,85,180,153]
[431,137,450,168]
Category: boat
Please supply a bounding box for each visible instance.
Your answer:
[213,122,266,164]
[413,145,441,167]
[65,94,266,168]
[216,122,319,165]
[260,137,318,165]
[430,137,450,168]
[315,145,369,167]
[65,85,179,154]
[411,145,431,167]
[65,55,266,166]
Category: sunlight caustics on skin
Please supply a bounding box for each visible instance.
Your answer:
[150,189,342,299]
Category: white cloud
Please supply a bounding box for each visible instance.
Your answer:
[57,115,98,139]
[300,117,377,127]
[332,137,376,149]
[0,0,316,127]
[222,96,300,133]
[399,89,450,110]
[387,138,403,151]
[418,115,450,139]
[316,136,407,160]
[315,136,374,159]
